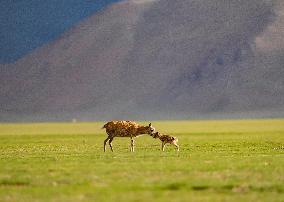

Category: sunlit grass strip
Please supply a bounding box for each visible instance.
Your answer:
[0,119,284,135]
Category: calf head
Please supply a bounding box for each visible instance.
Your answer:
[150,131,160,138]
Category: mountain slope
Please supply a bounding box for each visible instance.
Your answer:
[1,0,283,121]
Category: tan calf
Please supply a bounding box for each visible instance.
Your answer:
[151,132,179,151]
[102,120,155,152]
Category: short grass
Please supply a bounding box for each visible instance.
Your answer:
[0,119,283,202]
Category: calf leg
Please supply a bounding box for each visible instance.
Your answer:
[104,137,110,152]
[161,142,166,151]
[173,142,179,151]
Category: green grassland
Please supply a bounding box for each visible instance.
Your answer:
[0,119,283,202]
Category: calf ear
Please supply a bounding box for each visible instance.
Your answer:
[149,123,152,127]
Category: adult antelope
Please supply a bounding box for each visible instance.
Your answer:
[102,120,155,152]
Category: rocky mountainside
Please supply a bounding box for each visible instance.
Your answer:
[1,0,283,121]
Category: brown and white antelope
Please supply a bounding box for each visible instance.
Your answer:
[102,120,155,152]
[150,132,179,151]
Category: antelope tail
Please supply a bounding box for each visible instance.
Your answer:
[102,122,110,129]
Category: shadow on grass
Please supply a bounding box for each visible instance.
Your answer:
[161,183,283,193]
[191,185,210,191]
[0,179,30,187]
[163,182,187,190]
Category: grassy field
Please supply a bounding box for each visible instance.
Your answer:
[0,119,283,202]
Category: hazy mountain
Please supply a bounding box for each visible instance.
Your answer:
[1,0,284,122]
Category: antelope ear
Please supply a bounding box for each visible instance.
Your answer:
[149,123,152,127]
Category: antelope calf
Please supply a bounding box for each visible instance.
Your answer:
[102,120,155,152]
[151,132,179,151]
